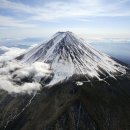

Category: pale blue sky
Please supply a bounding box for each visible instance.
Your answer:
[0,0,130,39]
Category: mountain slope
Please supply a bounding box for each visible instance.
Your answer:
[18,31,126,85]
[1,75,130,130]
[0,31,130,130]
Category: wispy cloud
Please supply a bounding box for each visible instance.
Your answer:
[0,16,36,28]
[0,0,33,14]
[0,0,130,22]
[0,0,130,38]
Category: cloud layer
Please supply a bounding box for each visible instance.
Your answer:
[0,46,52,94]
[0,46,25,61]
[0,60,52,94]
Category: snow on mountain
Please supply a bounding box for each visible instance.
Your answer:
[19,31,126,85]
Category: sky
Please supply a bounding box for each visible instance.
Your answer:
[0,0,130,39]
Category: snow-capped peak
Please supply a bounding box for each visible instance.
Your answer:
[20,31,126,85]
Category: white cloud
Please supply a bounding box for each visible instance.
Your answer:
[0,46,52,94]
[0,45,41,62]
[0,0,33,14]
[24,0,130,21]
[0,60,52,94]
[0,16,36,28]
[12,61,51,82]
[0,0,130,38]
[0,0,130,23]
[0,46,25,62]
[0,77,41,94]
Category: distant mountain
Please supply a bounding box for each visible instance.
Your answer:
[0,32,130,130]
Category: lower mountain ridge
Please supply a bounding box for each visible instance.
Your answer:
[0,74,130,130]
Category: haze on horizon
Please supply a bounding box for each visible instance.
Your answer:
[0,0,130,39]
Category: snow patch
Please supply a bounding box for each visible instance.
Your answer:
[76,81,83,86]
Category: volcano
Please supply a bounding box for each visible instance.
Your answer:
[0,32,130,130]
[18,31,126,85]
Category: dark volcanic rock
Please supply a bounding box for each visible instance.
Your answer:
[0,74,129,130]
